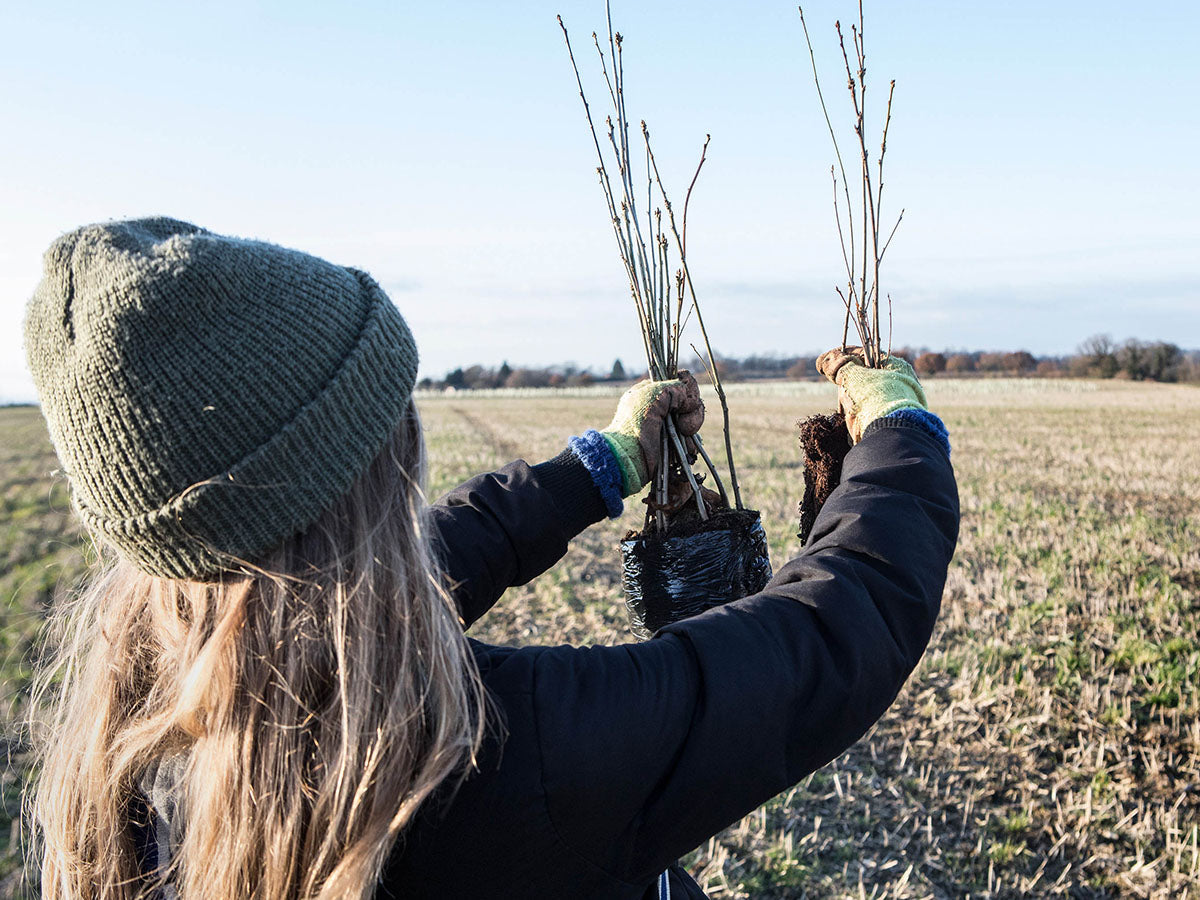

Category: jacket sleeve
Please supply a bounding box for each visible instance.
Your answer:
[529,421,959,884]
[428,449,609,629]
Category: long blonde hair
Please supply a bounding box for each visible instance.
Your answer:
[30,403,486,899]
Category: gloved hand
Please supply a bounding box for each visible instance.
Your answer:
[600,371,704,497]
[815,347,927,443]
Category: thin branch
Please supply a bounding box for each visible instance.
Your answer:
[687,343,730,507]
[663,265,673,372]
[681,134,710,257]
[837,285,870,350]
[887,293,894,359]
[691,434,729,508]
[877,78,896,236]
[676,269,694,342]
[646,143,656,312]
[832,169,853,352]
[879,209,904,263]
[800,6,856,289]
[672,267,684,372]
[591,32,618,112]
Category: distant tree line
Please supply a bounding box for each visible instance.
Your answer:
[418,337,1200,390]
[906,336,1198,383]
[418,359,631,391]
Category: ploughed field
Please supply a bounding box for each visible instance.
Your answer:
[2,379,1198,898]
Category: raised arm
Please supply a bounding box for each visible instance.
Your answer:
[427,373,704,628]
[428,453,606,629]
[529,408,958,884]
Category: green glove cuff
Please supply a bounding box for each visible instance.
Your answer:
[599,379,672,496]
[837,356,928,438]
[599,431,646,497]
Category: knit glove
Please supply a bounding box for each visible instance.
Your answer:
[600,372,704,497]
[816,347,927,443]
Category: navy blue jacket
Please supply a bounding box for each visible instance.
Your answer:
[381,418,958,898]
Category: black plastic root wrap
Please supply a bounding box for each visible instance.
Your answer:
[621,509,772,640]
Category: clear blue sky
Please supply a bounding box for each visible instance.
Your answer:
[2,1,1198,402]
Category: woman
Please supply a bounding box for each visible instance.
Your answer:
[25,218,958,899]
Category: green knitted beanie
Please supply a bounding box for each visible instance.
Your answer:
[24,217,419,580]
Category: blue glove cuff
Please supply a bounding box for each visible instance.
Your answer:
[567,429,625,518]
[867,408,951,456]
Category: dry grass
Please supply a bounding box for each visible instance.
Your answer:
[2,378,1198,897]
[0,409,85,893]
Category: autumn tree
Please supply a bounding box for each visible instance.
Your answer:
[914,352,946,376]
[945,353,975,374]
[1078,334,1119,378]
[1003,351,1036,374]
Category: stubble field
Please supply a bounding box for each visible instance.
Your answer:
[2,379,1198,898]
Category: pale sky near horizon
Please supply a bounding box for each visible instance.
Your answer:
[2,1,1198,403]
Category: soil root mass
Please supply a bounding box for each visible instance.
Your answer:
[797,412,852,545]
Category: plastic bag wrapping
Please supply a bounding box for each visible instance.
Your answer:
[621,511,772,640]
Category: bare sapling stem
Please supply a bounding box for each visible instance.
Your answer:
[685,344,730,506]
[658,234,669,357]
[837,17,877,367]
[692,433,728,507]
[643,124,744,509]
[646,146,657,309]
[681,260,742,508]
[799,1,902,369]
[666,417,708,520]
[656,432,668,531]
[673,270,684,373]
[887,293,894,358]
[835,286,863,349]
